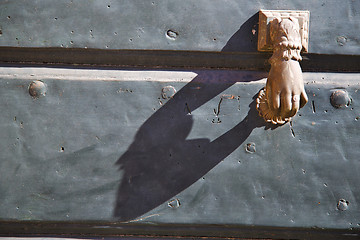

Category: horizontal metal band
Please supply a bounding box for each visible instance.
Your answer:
[1,47,360,72]
[0,221,359,239]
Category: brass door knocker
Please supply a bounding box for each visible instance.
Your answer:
[257,10,309,124]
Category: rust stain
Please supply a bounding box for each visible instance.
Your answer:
[221,94,236,100]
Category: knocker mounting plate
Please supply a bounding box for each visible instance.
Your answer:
[258,10,310,52]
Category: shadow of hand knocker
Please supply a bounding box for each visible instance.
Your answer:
[257,17,308,124]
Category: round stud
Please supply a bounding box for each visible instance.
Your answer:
[337,199,349,211]
[330,90,351,108]
[161,86,176,99]
[245,142,256,154]
[29,80,46,98]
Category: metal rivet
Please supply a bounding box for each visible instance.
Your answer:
[167,199,180,208]
[29,80,46,98]
[336,36,347,46]
[245,142,256,154]
[161,86,176,99]
[330,90,351,108]
[166,30,178,40]
[337,199,349,211]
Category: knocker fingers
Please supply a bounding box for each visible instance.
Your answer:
[300,89,308,108]
[271,92,280,111]
[280,91,292,116]
[280,91,292,117]
[266,84,280,111]
[290,94,300,117]
[281,92,304,118]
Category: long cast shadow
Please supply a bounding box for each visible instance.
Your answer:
[114,70,274,221]
[221,12,258,52]
[114,12,269,221]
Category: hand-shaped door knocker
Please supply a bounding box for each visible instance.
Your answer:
[257,11,309,124]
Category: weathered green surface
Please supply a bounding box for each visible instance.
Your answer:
[0,68,359,230]
[0,0,359,55]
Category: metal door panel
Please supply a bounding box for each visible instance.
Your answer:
[0,68,359,233]
[0,0,359,55]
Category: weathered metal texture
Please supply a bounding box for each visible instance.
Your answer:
[0,0,359,55]
[0,67,359,232]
